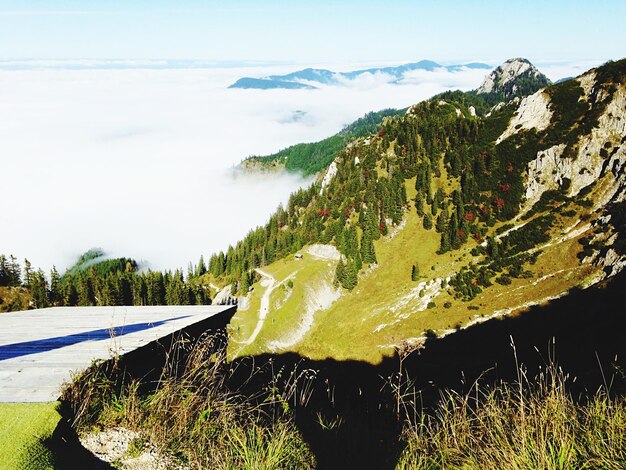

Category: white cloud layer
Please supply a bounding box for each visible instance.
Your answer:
[0,60,592,273]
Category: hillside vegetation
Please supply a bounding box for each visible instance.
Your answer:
[240,108,403,175]
[0,249,212,312]
[218,58,626,363]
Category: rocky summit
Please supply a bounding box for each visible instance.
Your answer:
[476,57,551,98]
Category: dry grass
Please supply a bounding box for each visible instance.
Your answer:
[61,333,315,469]
[396,365,626,469]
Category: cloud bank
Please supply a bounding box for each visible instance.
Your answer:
[0,60,594,272]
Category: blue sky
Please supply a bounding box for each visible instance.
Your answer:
[1,0,624,64]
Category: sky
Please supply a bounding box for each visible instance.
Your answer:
[0,0,625,64]
[0,1,623,273]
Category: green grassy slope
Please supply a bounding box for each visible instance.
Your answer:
[229,190,601,363]
[0,402,61,470]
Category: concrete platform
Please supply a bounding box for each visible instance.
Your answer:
[0,305,236,402]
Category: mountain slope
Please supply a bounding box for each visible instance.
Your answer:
[223,58,626,363]
[240,108,403,175]
[229,60,491,90]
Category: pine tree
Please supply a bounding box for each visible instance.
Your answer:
[364,209,380,240]
[411,264,420,281]
[415,194,424,216]
[166,270,187,305]
[436,206,449,233]
[196,255,207,277]
[241,270,251,293]
[132,276,147,306]
[22,259,32,288]
[449,215,460,249]
[423,213,433,230]
[187,262,195,280]
[343,258,358,290]
[342,226,360,260]
[431,194,439,215]
[62,278,78,306]
[30,269,49,308]
[360,232,377,265]
[0,255,8,286]
[76,273,94,306]
[49,266,61,305]
[439,230,451,253]
[379,212,388,236]
[453,190,465,223]
[335,259,346,287]
[147,271,165,305]
[8,256,21,286]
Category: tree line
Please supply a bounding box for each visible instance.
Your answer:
[0,254,211,312]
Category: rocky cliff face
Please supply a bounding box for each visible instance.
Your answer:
[477,58,551,98]
[515,69,625,208]
[499,63,626,280]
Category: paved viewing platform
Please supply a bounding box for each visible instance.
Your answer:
[0,305,236,402]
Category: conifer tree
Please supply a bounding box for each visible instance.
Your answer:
[415,193,424,216]
[436,205,449,233]
[342,226,360,260]
[342,258,358,290]
[423,213,433,230]
[379,211,388,236]
[431,194,439,215]
[335,259,346,286]
[23,259,32,288]
[0,255,8,286]
[8,256,21,286]
[30,269,49,308]
[449,215,460,249]
[360,233,377,265]
[76,273,94,306]
[411,264,420,281]
[241,270,251,293]
[439,230,451,253]
[49,266,61,305]
[364,209,381,241]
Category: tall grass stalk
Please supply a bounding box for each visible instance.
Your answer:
[396,363,626,469]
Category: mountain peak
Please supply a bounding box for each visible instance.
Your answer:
[476,57,550,98]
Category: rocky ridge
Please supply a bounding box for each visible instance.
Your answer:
[477,57,551,98]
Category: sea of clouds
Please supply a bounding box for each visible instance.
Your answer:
[0,60,595,272]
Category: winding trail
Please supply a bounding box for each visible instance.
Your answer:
[241,269,277,345]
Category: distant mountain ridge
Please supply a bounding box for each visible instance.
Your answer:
[229,60,492,89]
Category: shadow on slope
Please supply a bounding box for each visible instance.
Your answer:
[228,270,626,469]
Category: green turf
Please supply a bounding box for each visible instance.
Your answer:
[0,402,61,470]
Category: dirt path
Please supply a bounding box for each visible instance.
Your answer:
[241,268,277,345]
